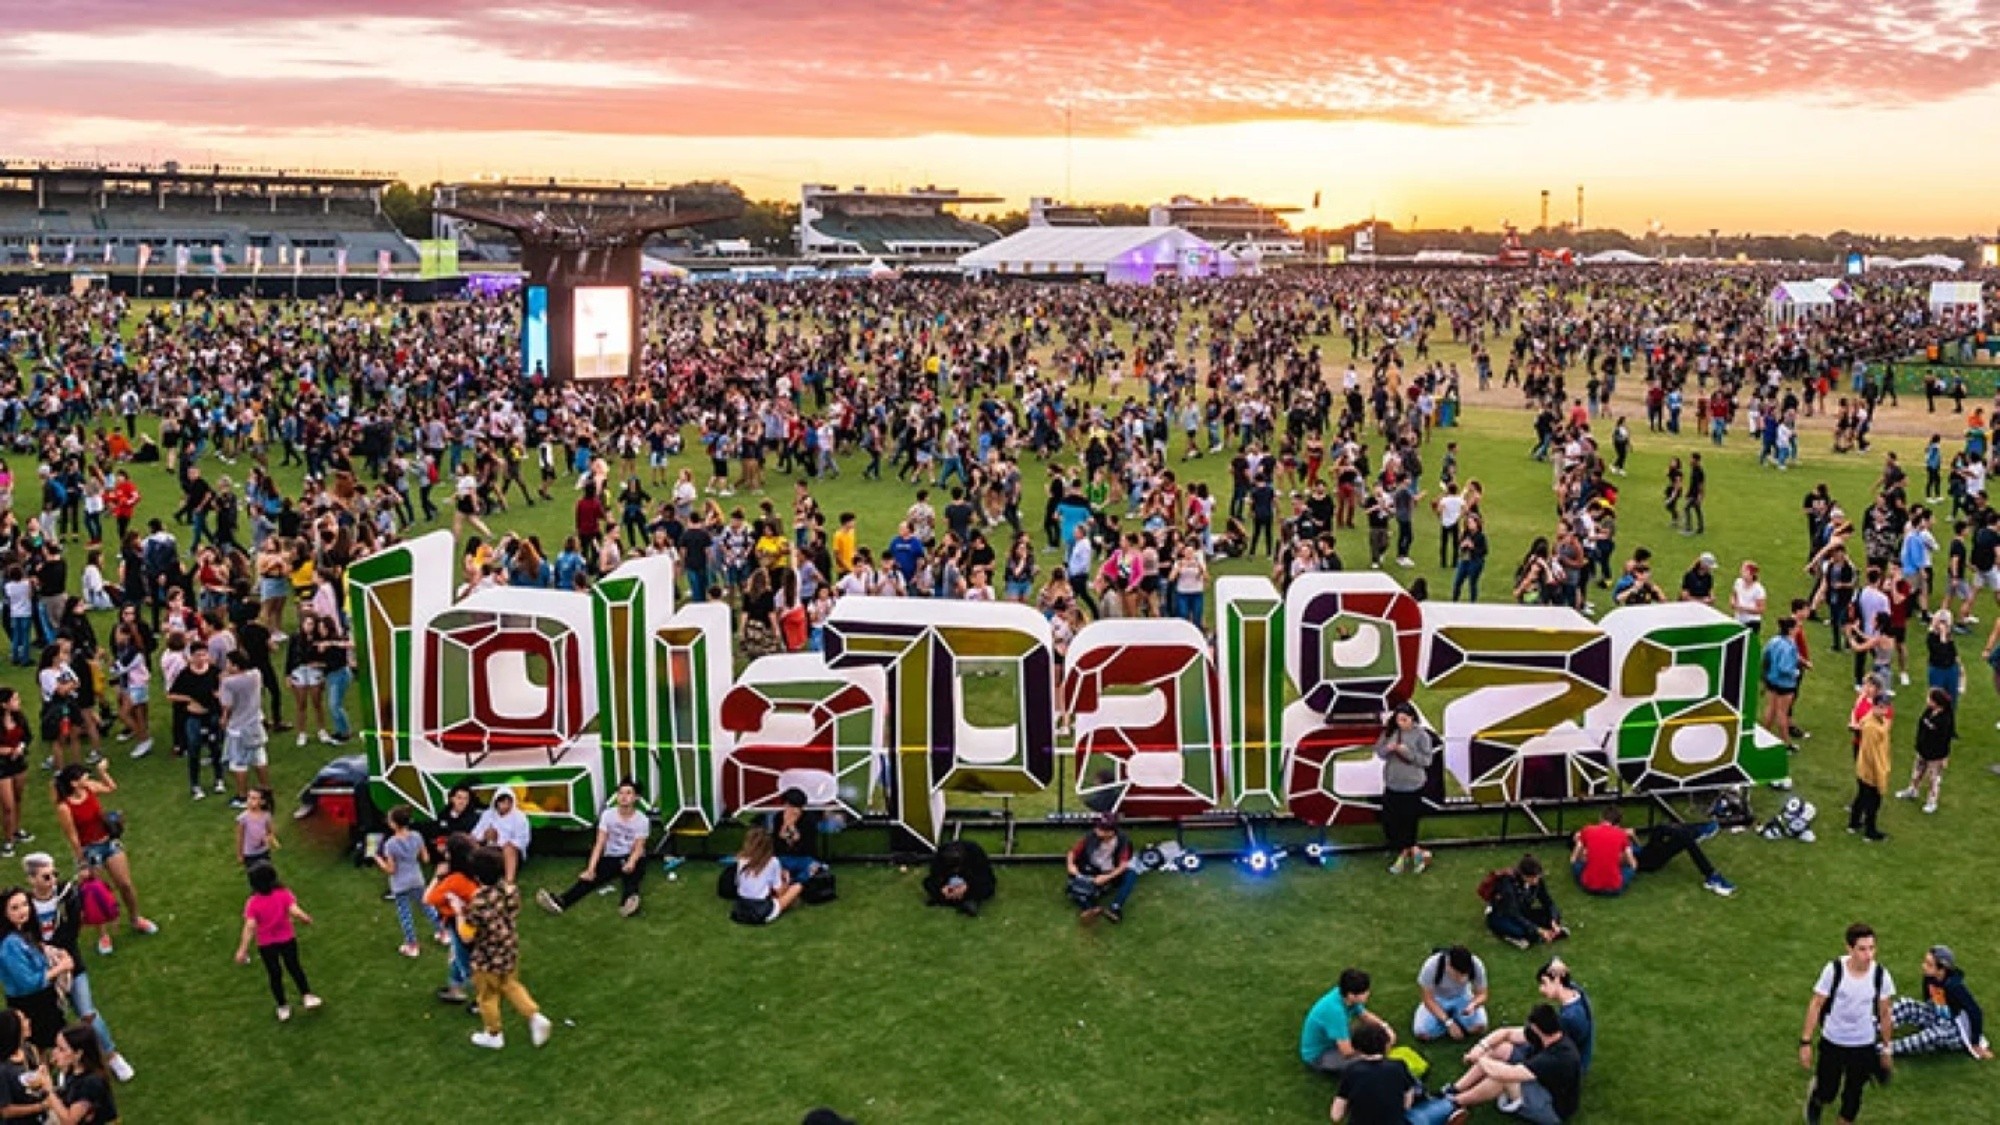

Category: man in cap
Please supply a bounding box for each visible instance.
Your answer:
[1680,552,1717,605]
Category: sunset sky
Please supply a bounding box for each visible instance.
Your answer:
[8,0,2000,235]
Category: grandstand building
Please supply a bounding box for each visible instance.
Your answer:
[0,160,416,268]
[433,179,744,263]
[798,185,1001,261]
[1027,197,1106,228]
[1148,195,1304,261]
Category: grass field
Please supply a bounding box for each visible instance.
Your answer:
[7,354,1998,1124]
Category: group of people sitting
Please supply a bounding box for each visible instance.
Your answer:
[1303,952,1594,1125]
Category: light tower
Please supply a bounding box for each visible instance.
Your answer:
[1576,185,1584,231]
[1539,190,1550,232]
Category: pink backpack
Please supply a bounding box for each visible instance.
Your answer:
[79,875,119,927]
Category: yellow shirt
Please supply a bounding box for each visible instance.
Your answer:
[754,534,788,570]
[831,527,857,574]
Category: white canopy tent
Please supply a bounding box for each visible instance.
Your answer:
[1768,281,1837,322]
[958,226,1218,284]
[1578,249,1655,265]
[1901,254,1966,272]
[1929,280,1985,320]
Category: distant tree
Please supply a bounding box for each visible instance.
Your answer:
[381,182,432,239]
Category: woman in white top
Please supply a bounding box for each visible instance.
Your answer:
[453,472,492,538]
[732,826,799,924]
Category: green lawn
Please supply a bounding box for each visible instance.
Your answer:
[7,359,1997,1123]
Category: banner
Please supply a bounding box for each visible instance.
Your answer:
[102,243,115,266]
[249,246,264,275]
[25,244,39,268]
[353,534,1786,841]
[174,245,189,277]
[294,247,306,276]
[62,243,75,266]
[377,249,392,278]
[336,247,349,277]
[136,244,152,273]
[211,245,225,275]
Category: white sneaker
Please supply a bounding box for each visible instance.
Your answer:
[275,1005,292,1022]
[108,1055,134,1083]
[1924,801,1938,814]
[191,787,205,801]
[1899,671,1911,686]
[1895,788,1917,801]
[214,778,227,793]
[471,1031,505,1050]
[130,739,153,759]
[318,730,336,745]
[529,1013,553,1047]
[301,993,322,1010]
[296,732,307,748]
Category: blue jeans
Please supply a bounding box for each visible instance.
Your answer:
[7,616,29,664]
[1452,559,1483,602]
[325,666,353,739]
[68,969,117,1056]
[1083,868,1137,911]
[1174,590,1205,626]
[1572,859,1633,896]
[446,928,471,991]
[778,855,823,880]
[1928,665,1959,703]
[1413,991,1488,1039]
[686,569,710,603]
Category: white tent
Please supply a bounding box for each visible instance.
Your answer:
[1900,254,1966,272]
[1929,280,1984,319]
[958,226,1218,284]
[1768,281,1836,322]
[865,257,899,280]
[1579,249,1655,265]
[1810,278,1854,301]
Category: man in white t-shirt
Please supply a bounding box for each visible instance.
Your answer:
[1730,561,1768,633]
[1800,922,1896,1125]
[1433,486,1467,570]
[537,780,651,919]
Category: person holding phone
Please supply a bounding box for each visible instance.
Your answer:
[1375,703,1436,875]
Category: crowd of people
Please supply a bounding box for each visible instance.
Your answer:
[0,266,1991,1119]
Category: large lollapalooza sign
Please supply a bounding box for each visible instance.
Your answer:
[352,532,1786,846]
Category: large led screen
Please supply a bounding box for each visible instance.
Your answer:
[572,286,633,380]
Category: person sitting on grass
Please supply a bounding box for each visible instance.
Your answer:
[922,838,996,917]
[1414,946,1490,1043]
[471,786,532,885]
[1301,967,1395,1078]
[1570,805,1736,898]
[1439,1003,1582,1125]
[1329,1020,1419,1125]
[537,779,650,920]
[1483,854,1567,949]
[1063,813,1136,924]
[1890,944,1990,1059]
[730,826,800,925]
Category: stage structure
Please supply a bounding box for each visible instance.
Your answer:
[351,533,1788,858]
[434,196,739,382]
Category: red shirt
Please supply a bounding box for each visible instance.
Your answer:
[67,791,109,847]
[1575,823,1630,893]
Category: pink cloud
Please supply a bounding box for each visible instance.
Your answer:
[9,1,2000,140]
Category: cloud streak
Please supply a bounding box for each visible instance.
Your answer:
[7,0,2000,142]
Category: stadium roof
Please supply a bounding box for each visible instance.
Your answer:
[0,159,393,188]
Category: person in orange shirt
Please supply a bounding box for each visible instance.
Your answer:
[423,834,481,1004]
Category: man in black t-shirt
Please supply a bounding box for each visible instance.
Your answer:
[1679,552,1716,604]
[679,521,715,603]
[1440,1004,1581,1124]
[1330,1022,1417,1125]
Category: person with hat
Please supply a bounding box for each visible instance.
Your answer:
[1679,553,1717,605]
[1889,945,1990,1058]
[1063,813,1135,923]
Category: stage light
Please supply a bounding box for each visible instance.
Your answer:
[1304,843,1325,860]
[1247,850,1271,873]
[1179,853,1202,872]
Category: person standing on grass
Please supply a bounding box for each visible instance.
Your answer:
[1850,695,1892,842]
[462,845,552,1050]
[376,807,429,958]
[1300,967,1395,1078]
[1375,703,1435,875]
[217,651,269,810]
[51,765,156,953]
[536,779,650,920]
[1801,922,1896,1125]
[0,886,72,1051]
[21,854,133,1082]
[167,643,224,801]
[234,863,320,1023]
[425,835,479,1005]
[1896,687,1955,815]
[0,691,29,860]
[1762,617,1806,754]
[1681,452,1706,534]
[43,1022,117,1125]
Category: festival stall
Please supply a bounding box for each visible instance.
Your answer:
[1766,280,1835,322]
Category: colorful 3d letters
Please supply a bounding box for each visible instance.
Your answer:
[355,532,1785,842]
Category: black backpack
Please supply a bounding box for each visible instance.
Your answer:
[1820,959,1887,1029]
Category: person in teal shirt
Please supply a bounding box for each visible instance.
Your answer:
[1302,967,1395,1076]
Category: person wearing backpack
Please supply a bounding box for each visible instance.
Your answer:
[1413,946,1489,1043]
[1481,855,1567,949]
[1801,922,1896,1125]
